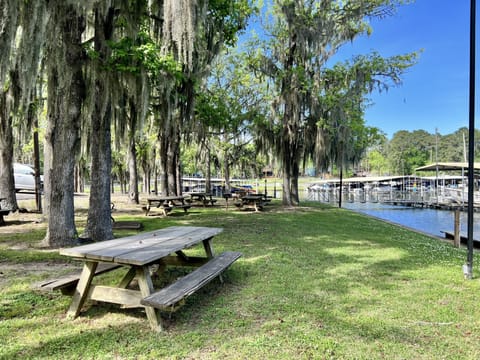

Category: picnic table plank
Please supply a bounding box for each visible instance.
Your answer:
[33,263,122,294]
[114,228,223,266]
[141,251,242,309]
[59,226,201,260]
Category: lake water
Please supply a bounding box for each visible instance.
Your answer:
[340,201,480,239]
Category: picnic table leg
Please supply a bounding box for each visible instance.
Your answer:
[202,237,215,259]
[143,204,151,216]
[136,265,163,332]
[118,266,137,288]
[67,261,98,319]
[202,237,224,283]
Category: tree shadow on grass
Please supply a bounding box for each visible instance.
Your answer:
[204,206,476,354]
[4,204,478,358]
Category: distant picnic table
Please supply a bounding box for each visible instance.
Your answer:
[235,193,271,212]
[144,195,191,216]
[185,192,217,207]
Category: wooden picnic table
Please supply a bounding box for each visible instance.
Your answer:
[236,194,269,212]
[58,226,241,332]
[144,195,190,216]
[186,192,217,207]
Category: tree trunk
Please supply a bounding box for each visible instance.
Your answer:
[291,157,300,205]
[84,5,115,241]
[144,166,151,194]
[205,148,211,194]
[223,148,231,192]
[152,147,158,195]
[176,151,182,195]
[85,103,113,240]
[167,139,177,195]
[127,102,139,204]
[128,138,139,203]
[43,2,85,247]
[0,1,18,212]
[166,120,180,195]
[282,166,292,206]
[31,101,43,213]
[280,32,301,207]
[121,173,126,193]
[74,165,80,193]
[0,88,18,211]
[158,132,168,195]
[282,144,301,206]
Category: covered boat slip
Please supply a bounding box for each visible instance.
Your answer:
[306,162,480,209]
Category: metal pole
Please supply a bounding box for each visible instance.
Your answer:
[465,0,476,279]
[435,128,439,204]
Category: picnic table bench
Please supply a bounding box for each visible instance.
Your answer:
[144,195,191,216]
[34,226,241,332]
[33,263,122,295]
[142,251,242,310]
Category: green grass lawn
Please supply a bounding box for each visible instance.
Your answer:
[1,199,480,359]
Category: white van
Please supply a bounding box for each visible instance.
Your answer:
[14,163,43,192]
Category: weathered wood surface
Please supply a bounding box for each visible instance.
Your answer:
[88,285,143,307]
[141,251,242,309]
[112,221,143,230]
[55,226,236,332]
[233,194,270,212]
[59,226,223,266]
[67,261,98,319]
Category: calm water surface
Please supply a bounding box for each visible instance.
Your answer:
[340,202,480,239]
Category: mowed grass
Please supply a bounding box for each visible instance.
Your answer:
[1,197,480,359]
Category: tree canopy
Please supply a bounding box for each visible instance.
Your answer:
[0,0,424,246]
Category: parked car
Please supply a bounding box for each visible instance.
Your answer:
[14,163,43,192]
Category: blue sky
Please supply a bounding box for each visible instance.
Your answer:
[333,1,474,138]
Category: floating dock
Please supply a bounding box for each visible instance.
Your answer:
[441,230,480,248]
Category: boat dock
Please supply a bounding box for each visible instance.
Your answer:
[306,174,480,212]
[441,230,480,248]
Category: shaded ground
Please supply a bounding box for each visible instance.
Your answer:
[0,193,145,287]
[0,192,287,288]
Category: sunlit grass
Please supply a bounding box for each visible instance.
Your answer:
[1,197,480,359]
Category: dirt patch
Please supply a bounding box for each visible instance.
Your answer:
[0,194,146,288]
[0,213,45,235]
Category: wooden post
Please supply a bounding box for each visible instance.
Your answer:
[454,209,461,248]
[67,261,98,319]
[137,265,163,332]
